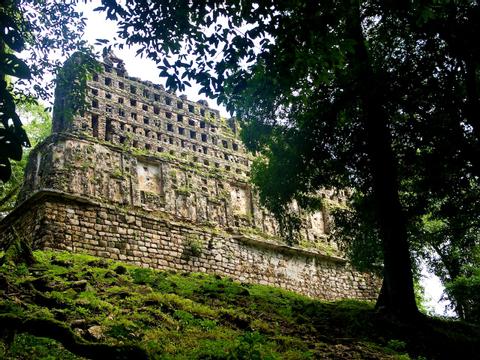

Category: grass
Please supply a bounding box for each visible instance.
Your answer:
[0,250,478,359]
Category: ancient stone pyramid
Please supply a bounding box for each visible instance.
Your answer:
[0,53,379,300]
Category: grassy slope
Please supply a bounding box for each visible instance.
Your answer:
[0,250,478,359]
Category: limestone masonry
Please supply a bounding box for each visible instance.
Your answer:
[0,53,379,300]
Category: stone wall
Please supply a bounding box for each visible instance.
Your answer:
[0,191,379,301]
[18,132,338,244]
[18,134,278,233]
[53,52,251,180]
[32,52,349,244]
[1,53,381,302]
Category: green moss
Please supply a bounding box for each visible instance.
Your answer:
[75,290,115,312]
[176,185,193,196]
[111,166,124,179]
[0,250,477,360]
[238,225,283,242]
[0,333,83,360]
[297,237,340,256]
[131,147,151,157]
[183,235,203,258]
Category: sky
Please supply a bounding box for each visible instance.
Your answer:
[79,2,230,117]
[72,2,454,317]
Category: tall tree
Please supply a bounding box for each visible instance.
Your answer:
[96,0,432,317]
[99,0,480,318]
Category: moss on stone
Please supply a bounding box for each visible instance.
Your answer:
[1,250,477,359]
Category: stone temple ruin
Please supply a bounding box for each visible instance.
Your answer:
[0,53,379,300]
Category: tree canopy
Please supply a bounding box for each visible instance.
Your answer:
[93,0,480,319]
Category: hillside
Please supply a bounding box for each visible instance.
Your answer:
[0,250,478,359]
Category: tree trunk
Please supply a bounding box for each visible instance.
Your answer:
[362,78,419,318]
[346,0,419,318]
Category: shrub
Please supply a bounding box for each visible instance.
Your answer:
[446,269,480,323]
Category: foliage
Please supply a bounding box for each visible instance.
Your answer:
[0,0,94,183]
[0,231,35,266]
[413,280,434,316]
[0,333,83,360]
[19,103,52,145]
[413,213,480,320]
[330,195,383,273]
[0,250,479,359]
[0,1,31,182]
[0,102,51,212]
[2,0,476,320]
[183,235,203,258]
[53,51,102,126]
[445,265,480,323]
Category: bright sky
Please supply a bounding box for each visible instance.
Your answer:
[74,2,454,317]
[79,2,229,117]
[421,265,455,316]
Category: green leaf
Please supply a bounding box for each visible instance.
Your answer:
[14,125,31,148]
[95,38,110,45]
[0,14,25,52]
[0,54,31,79]
[0,128,23,161]
[0,157,12,183]
[5,140,23,161]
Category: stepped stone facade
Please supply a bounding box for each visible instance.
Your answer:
[0,53,380,300]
